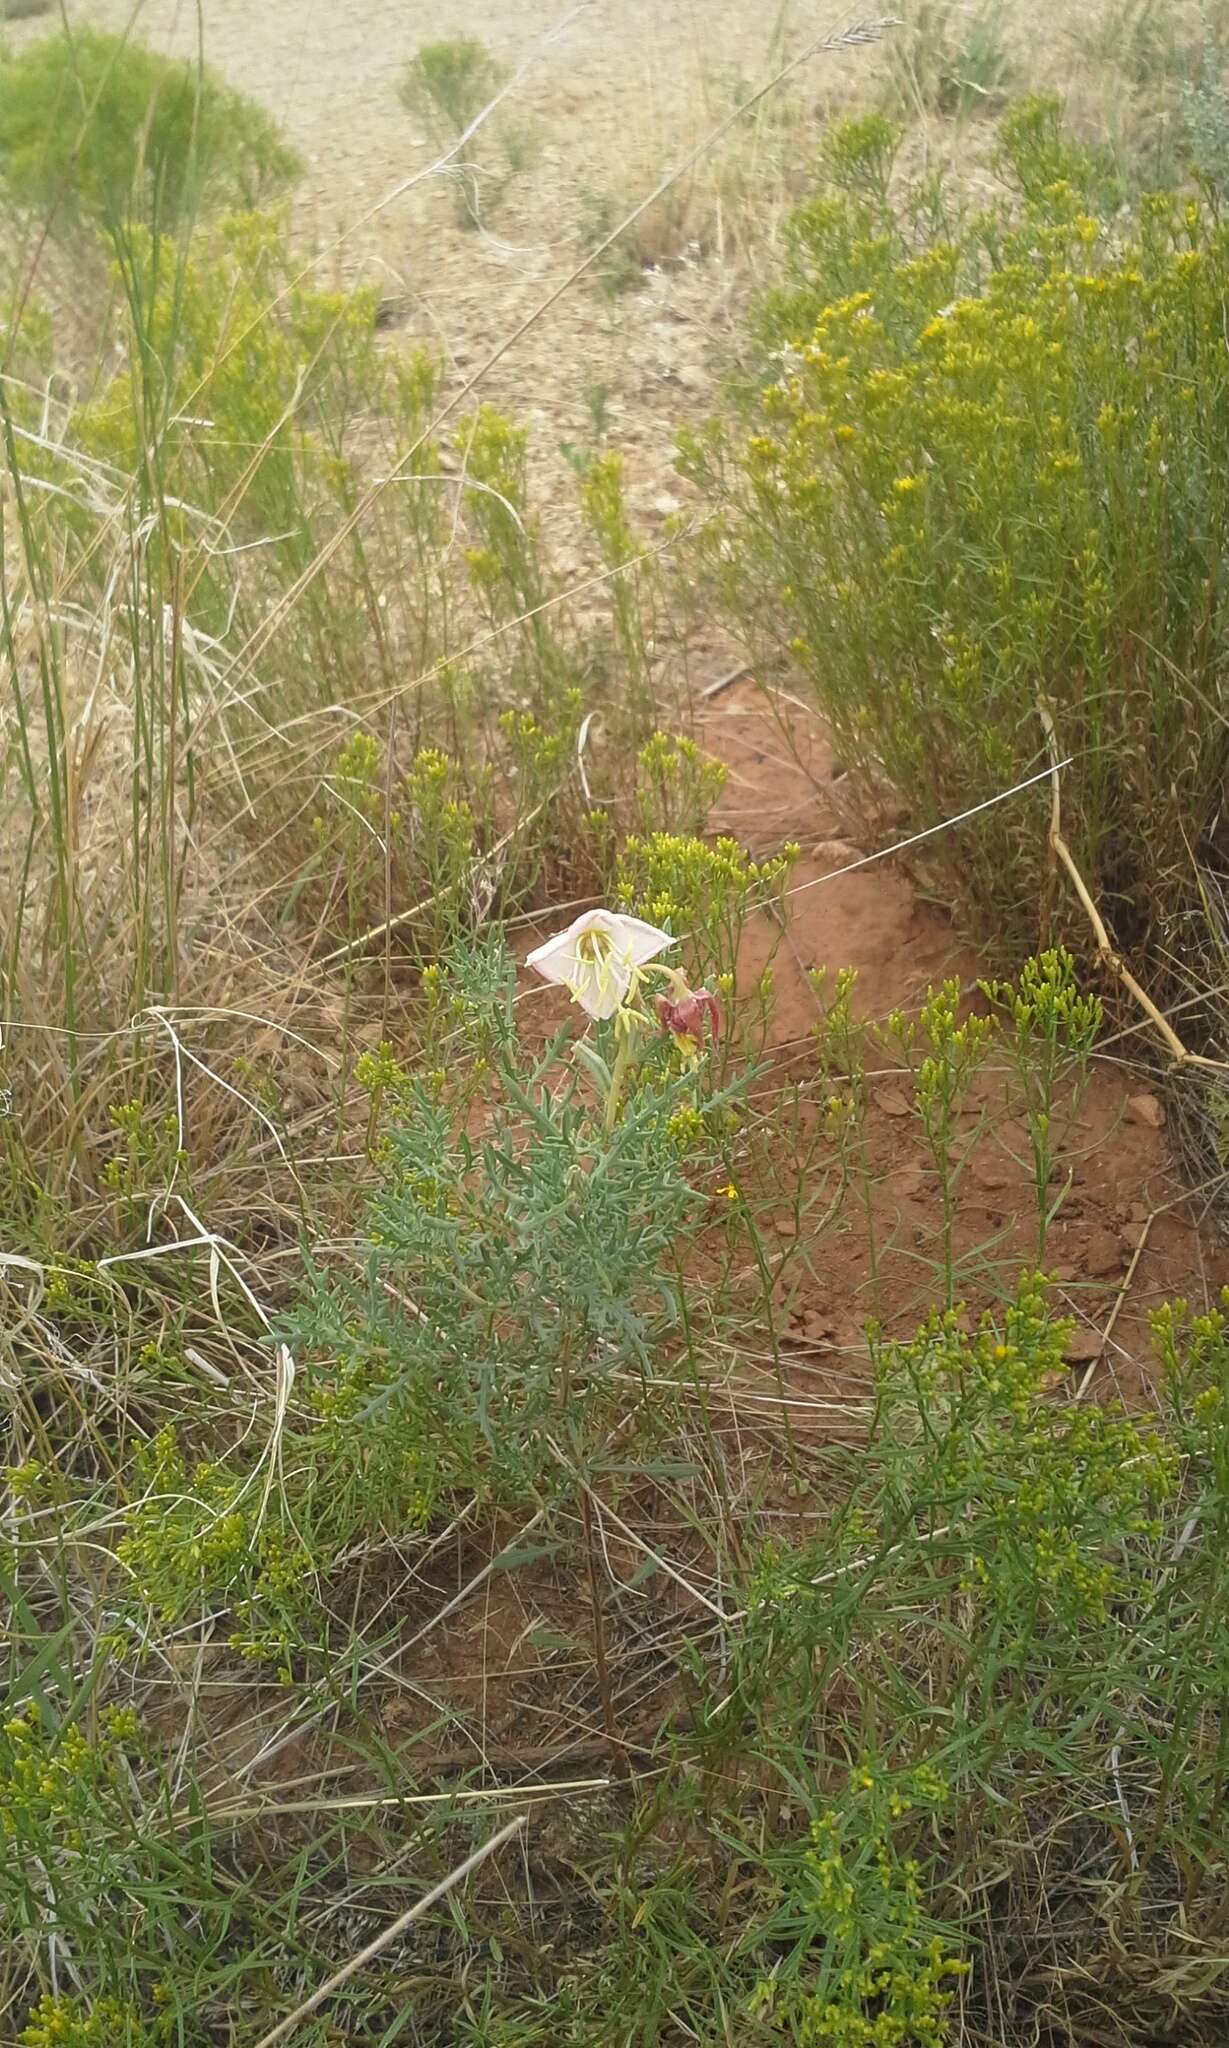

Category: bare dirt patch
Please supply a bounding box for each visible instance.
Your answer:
[696,681,1229,1400]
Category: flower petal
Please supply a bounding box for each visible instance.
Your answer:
[609,913,676,966]
[526,907,672,1016]
[526,908,610,976]
[571,969,628,1021]
[525,930,582,984]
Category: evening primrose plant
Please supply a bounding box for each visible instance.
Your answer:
[288,934,735,1517]
[20,934,732,1700]
[528,907,722,1129]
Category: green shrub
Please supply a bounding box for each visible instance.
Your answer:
[397,35,535,225]
[686,102,1229,970]
[398,34,506,145]
[684,1277,1229,2043]
[0,28,300,233]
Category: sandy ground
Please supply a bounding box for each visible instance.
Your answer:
[694,680,1229,1382]
[33,0,833,231]
[25,1,886,527]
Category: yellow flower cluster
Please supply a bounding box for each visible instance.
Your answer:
[20,1995,153,2048]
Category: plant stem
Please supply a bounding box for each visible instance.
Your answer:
[604,1016,639,1134]
[581,1485,625,1777]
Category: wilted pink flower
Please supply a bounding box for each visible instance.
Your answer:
[656,986,721,1052]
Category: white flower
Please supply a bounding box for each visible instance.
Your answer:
[526,908,674,1020]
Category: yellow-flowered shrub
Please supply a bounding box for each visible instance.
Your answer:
[687,100,1229,964]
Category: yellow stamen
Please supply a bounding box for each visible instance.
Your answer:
[576,928,628,1012]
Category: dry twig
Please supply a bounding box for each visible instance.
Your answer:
[1037,702,1229,1075]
